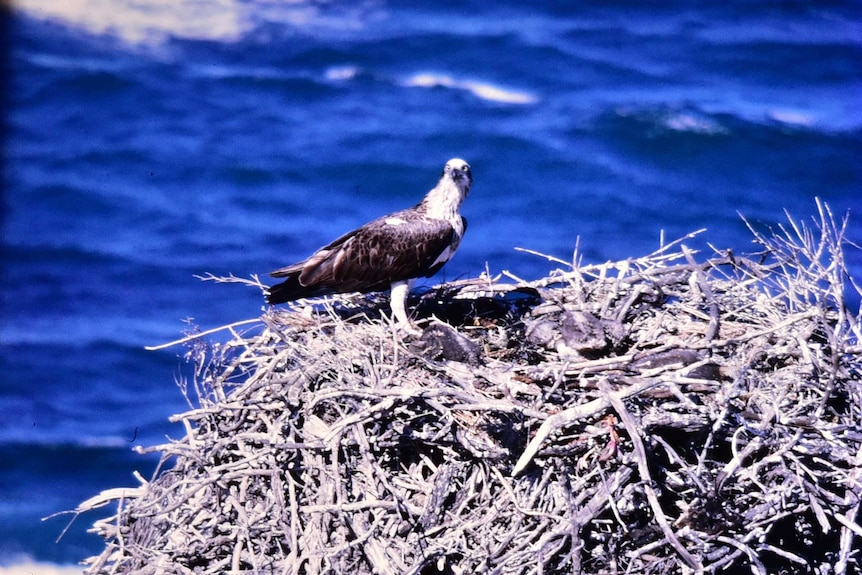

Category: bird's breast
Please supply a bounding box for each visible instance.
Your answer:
[450,216,465,238]
[430,244,455,268]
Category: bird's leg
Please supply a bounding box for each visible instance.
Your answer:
[389,280,420,334]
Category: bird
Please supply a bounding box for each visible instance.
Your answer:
[266,158,472,329]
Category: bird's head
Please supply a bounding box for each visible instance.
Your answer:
[443,158,472,192]
[422,158,472,219]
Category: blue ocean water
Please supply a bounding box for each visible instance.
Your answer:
[2,0,861,566]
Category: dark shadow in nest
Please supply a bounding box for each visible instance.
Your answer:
[414,284,543,327]
[282,285,543,331]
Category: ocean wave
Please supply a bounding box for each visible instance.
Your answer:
[764,109,818,128]
[13,0,250,44]
[402,73,538,105]
[612,106,728,136]
[660,112,728,135]
[325,65,361,82]
[0,559,82,575]
[609,103,860,137]
[0,435,136,450]
[12,0,382,46]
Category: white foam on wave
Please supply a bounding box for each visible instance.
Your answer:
[767,109,817,127]
[615,106,728,136]
[403,73,538,105]
[13,0,250,44]
[662,112,727,135]
[12,0,378,46]
[0,560,83,575]
[325,66,360,81]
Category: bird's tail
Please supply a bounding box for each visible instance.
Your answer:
[266,273,334,305]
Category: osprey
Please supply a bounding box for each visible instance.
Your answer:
[266,158,472,328]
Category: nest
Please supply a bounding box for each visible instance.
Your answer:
[77,203,862,574]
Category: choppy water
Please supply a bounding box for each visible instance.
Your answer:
[2,0,861,566]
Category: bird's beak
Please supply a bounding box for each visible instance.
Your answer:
[454,168,471,184]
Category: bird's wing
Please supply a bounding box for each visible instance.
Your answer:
[311,212,458,287]
[283,211,459,295]
[269,225,358,279]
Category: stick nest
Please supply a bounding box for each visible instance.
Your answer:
[79,204,862,575]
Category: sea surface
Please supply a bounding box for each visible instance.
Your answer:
[2,0,861,568]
